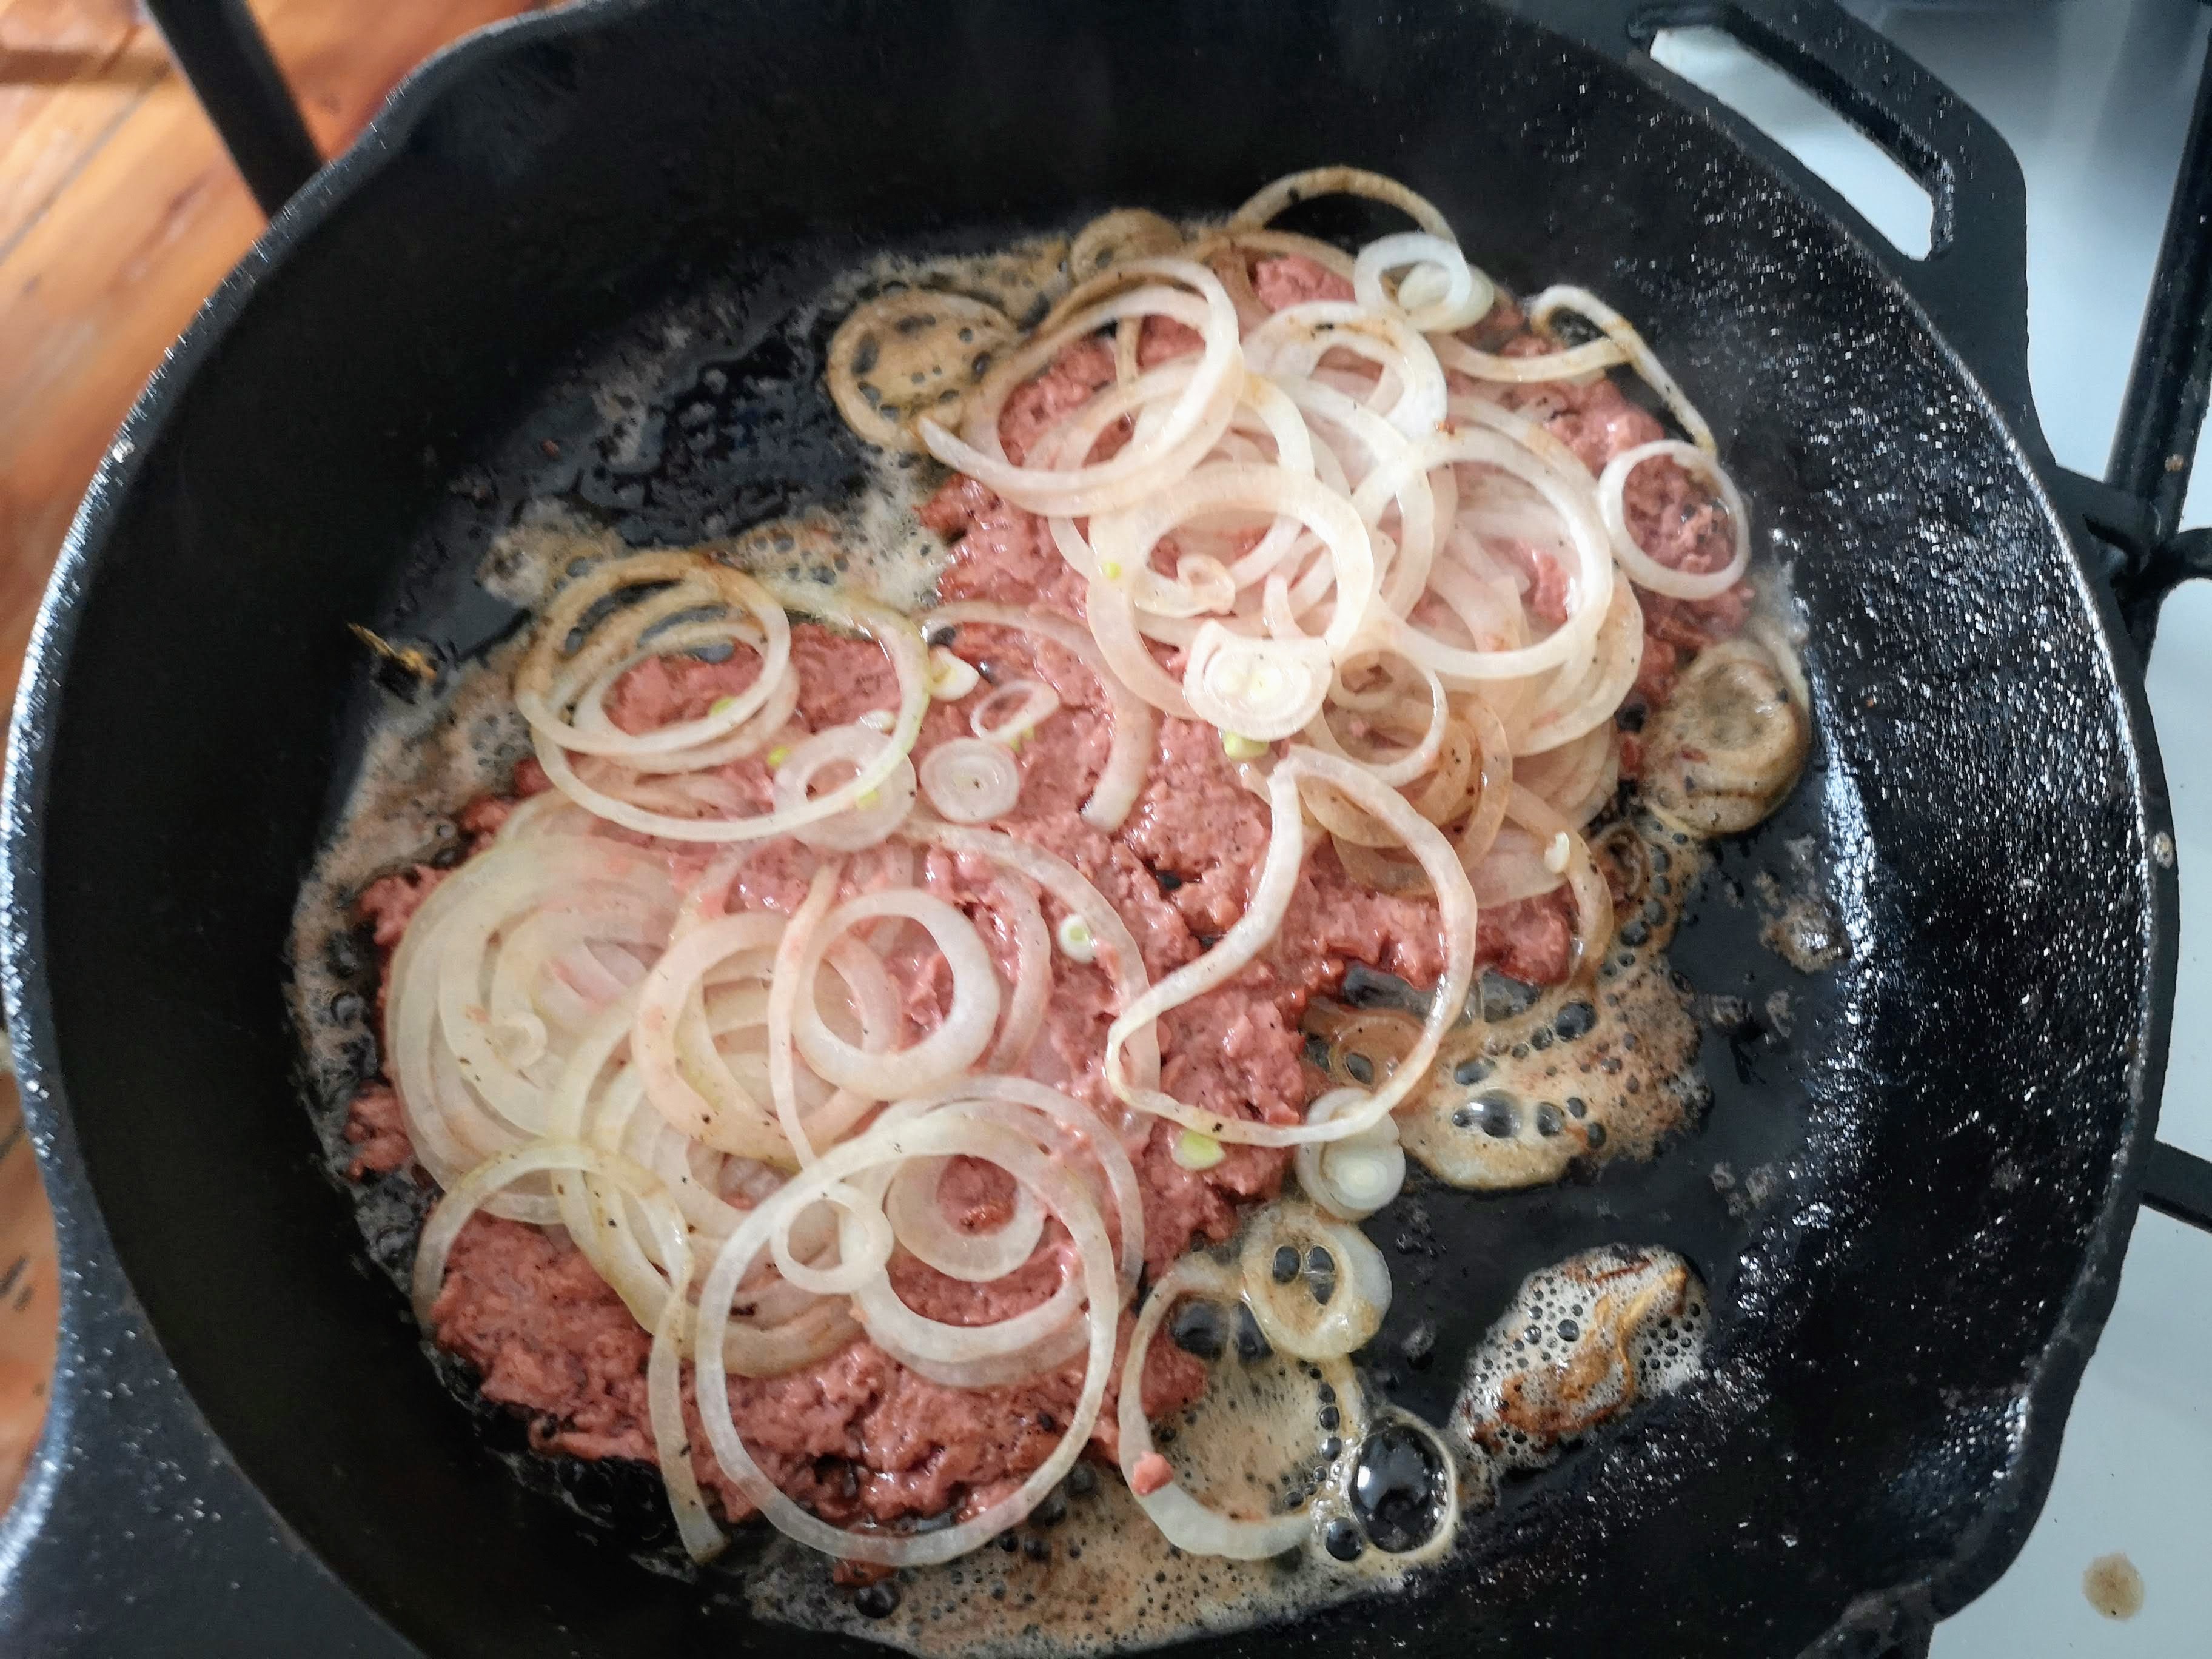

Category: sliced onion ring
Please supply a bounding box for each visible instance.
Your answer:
[1596,438,1751,600]
[1239,1198,1392,1359]
[920,737,1024,823]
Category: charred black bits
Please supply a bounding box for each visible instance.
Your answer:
[1324,1518,1366,1562]
[854,1581,900,1618]
[1170,1299,1227,1361]
[1351,1424,1446,1553]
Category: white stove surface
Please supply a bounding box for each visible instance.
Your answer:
[1661,2,2212,1648]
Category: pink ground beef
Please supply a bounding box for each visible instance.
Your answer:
[348,263,1747,1535]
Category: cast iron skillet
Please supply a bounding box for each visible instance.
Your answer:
[0,1,2191,1654]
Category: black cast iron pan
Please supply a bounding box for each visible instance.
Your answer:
[1,1,2202,1654]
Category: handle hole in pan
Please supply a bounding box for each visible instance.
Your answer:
[1651,25,1936,258]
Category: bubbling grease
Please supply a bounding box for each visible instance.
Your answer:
[1452,1246,1709,1472]
[1307,812,1709,1194]
[750,1210,1464,1659]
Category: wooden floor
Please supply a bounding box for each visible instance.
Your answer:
[0,0,545,1507]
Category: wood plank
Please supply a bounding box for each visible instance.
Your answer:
[0,6,169,261]
[0,0,549,716]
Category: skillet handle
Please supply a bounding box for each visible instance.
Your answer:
[1584,0,2038,439]
[142,0,321,215]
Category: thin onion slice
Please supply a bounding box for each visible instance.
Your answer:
[773,725,917,851]
[1596,438,1751,600]
[1239,1199,1392,1358]
[923,601,1159,832]
[920,737,1024,823]
[1105,748,1474,1146]
[1117,1252,1313,1560]
[1294,1088,1407,1220]
[794,889,1001,1100]
[693,1113,1118,1566]
[1230,167,1457,240]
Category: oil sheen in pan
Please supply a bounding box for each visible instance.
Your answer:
[286,232,1828,1655]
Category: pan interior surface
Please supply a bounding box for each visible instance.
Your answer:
[12,2,2152,1655]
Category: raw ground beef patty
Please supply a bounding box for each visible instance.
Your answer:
[341,256,1743,1533]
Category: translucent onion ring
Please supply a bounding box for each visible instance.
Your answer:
[517,554,793,759]
[1596,438,1751,601]
[1229,166,1457,241]
[924,600,1160,832]
[910,822,1161,1091]
[919,737,1023,824]
[1093,463,1378,659]
[884,1155,1048,1282]
[1354,231,1495,334]
[793,888,1001,1101]
[1293,1088,1407,1221]
[1239,1199,1393,1358]
[1105,748,1474,1145]
[924,260,1243,518]
[1184,623,1336,742]
[1527,285,1715,453]
[1515,580,1646,757]
[970,679,1062,746]
[692,1113,1118,1566]
[773,725,918,851]
[1116,1252,1314,1560]
[632,911,792,1162]
[985,877,1051,1070]
[533,584,930,843]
